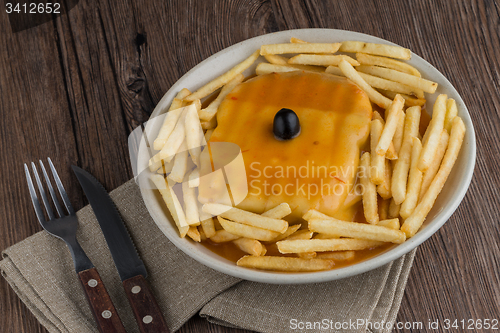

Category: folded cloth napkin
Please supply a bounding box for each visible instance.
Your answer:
[1,180,415,333]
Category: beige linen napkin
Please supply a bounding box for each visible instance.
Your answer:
[1,180,415,333]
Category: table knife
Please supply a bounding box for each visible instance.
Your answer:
[72,166,169,333]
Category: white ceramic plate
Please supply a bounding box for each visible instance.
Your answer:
[137,29,476,284]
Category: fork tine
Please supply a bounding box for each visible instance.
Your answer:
[39,160,64,217]
[31,162,56,221]
[25,164,47,224]
[48,158,75,215]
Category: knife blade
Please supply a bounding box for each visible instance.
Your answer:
[72,166,169,333]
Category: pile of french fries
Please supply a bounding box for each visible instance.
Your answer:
[148,38,466,272]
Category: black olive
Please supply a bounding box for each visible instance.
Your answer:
[273,108,301,140]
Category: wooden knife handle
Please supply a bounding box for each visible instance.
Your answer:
[78,268,127,333]
[123,275,169,333]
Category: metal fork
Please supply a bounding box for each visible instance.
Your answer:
[25,158,126,333]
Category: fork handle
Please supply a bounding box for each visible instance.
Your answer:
[123,275,169,333]
[78,268,127,333]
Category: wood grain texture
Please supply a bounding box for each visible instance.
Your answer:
[78,268,127,333]
[0,0,498,333]
[122,275,169,333]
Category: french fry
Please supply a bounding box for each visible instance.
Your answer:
[377,159,392,199]
[400,138,423,219]
[370,120,385,185]
[356,53,421,76]
[213,216,222,230]
[156,107,188,163]
[185,103,203,166]
[188,168,200,188]
[379,198,390,220]
[338,60,392,109]
[233,238,266,256]
[371,112,398,160]
[379,89,426,107]
[148,157,162,173]
[203,203,288,232]
[444,98,458,133]
[302,209,334,221]
[325,65,343,76]
[350,71,425,98]
[393,109,406,154]
[210,229,240,243]
[267,224,302,242]
[264,54,289,65]
[201,217,216,238]
[313,233,340,239]
[419,130,449,201]
[329,62,420,114]
[189,98,202,112]
[308,218,406,244]
[418,94,448,171]
[236,256,334,272]
[255,62,324,75]
[186,226,201,242]
[303,210,341,238]
[298,252,317,259]
[376,94,404,155]
[386,145,398,160]
[360,152,379,224]
[340,41,411,60]
[185,50,259,101]
[198,226,207,241]
[388,198,401,219]
[150,175,189,237]
[168,142,188,183]
[288,54,359,66]
[285,230,314,240]
[392,106,421,204]
[156,159,175,174]
[198,74,245,121]
[377,218,400,230]
[255,63,298,75]
[152,106,183,151]
[201,115,217,130]
[182,181,200,226]
[153,89,191,150]
[218,216,280,241]
[356,65,437,94]
[204,129,214,142]
[290,37,307,43]
[260,43,341,55]
[401,117,465,237]
[262,203,292,219]
[277,239,384,253]
[316,251,355,260]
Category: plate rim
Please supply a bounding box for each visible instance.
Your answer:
[139,28,476,284]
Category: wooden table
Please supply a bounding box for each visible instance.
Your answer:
[1,0,498,332]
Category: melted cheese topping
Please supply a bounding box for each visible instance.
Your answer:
[208,71,372,221]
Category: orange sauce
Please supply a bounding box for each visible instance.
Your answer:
[194,71,401,271]
[156,70,440,272]
[208,71,372,220]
